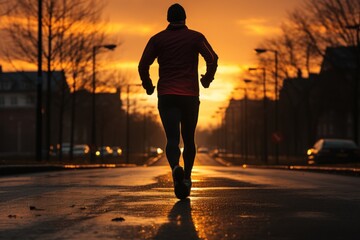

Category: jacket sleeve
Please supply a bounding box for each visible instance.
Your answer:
[138,38,157,89]
[198,36,218,81]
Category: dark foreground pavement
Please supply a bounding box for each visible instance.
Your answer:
[1,162,360,240]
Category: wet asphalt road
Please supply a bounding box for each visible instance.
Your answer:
[1,154,360,240]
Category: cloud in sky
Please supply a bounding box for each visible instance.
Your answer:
[236,18,282,36]
[105,22,156,36]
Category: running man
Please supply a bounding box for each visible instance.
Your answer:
[138,3,218,199]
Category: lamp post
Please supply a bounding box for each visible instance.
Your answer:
[211,114,219,150]
[125,84,142,164]
[235,79,252,163]
[36,0,43,161]
[249,67,268,164]
[140,100,154,158]
[234,88,246,162]
[243,79,252,163]
[255,48,279,164]
[345,24,360,145]
[90,44,117,162]
[219,107,227,154]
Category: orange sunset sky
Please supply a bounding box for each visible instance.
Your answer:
[1,0,304,129]
[103,0,303,129]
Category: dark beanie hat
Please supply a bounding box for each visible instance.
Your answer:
[167,3,186,22]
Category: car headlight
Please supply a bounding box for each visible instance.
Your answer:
[307,149,312,156]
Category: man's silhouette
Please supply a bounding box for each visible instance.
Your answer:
[139,3,218,199]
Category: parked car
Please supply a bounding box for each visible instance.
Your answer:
[72,144,90,156]
[96,146,113,157]
[307,138,360,164]
[50,143,89,157]
[211,148,227,158]
[197,147,209,153]
[111,147,123,156]
[149,147,164,157]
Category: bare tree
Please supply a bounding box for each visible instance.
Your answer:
[251,0,360,158]
[256,0,359,80]
[1,0,108,82]
[1,0,113,161]
[0,0,16,16]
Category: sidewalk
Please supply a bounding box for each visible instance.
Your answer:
[0,163,141,176]
[0,154,164,176]
[214,154,360,177]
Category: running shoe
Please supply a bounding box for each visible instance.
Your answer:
[172,165,188,199]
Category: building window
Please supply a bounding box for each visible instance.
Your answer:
[26,96,35,105]
[0,82,11,90]
[0,96,4,106]
[10,96,17,105]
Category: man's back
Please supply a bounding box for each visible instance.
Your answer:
[139,24,217,96]
[152,24,203,95]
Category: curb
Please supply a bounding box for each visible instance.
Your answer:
[143,155,163,166]
[216,158,360,177]
[0,163,137,176]
[0,165,65,176]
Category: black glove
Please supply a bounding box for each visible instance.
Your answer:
[200,74,213,88]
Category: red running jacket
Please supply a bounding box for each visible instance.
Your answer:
[138,23,218,96]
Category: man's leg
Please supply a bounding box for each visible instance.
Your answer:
[158,96,181,169]
[159,96,190,199]
[181,97,199,180]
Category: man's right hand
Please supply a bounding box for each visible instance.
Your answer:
[200,74,212,88]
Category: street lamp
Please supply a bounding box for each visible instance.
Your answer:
[211,114,221,150]
[345,24,360,144]
[218,107,227,153]
[140,99,155,158]
[255,48,279,164]
[36,0,43,161]
[235,79,252,164]
[125,84,141,164]
[90,44,117,162]
[243,79,252,163]
[234,88,246,162]
[249,67,268,164]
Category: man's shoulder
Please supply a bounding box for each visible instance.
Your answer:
[150,26,205,42]
[152,29,168,38]
[154,26,204,35]
[187,28,202,34]
[188,29,208,43]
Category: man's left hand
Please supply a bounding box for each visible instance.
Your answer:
[146,85,155,95]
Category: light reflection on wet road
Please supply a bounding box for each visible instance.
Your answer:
[0,154,360,239]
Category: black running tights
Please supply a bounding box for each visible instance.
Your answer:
[158,95,199,179]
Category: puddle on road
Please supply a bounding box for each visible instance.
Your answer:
[93,212,168,226]
[0,176,33,187]
[238,214,261,219]
[191,187,260,191]
[294,211,330,219]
